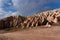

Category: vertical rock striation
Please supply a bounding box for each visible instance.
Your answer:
[0,8,60,29]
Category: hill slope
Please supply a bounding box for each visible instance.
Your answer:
[0,8,60,29]
[0,8,60,40]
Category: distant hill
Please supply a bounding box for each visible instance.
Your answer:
[0,8,60,29]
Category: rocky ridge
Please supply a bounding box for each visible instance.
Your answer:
[0,8,60,29]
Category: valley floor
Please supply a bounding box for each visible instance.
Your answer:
[0,26,60,40]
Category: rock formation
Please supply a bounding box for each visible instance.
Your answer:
[0,8,60,29]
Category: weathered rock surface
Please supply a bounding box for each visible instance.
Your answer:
[0,8,60,29]
[0,16,26,29]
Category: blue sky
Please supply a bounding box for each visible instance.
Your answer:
[0,0,60,18]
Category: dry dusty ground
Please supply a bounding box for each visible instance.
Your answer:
[0,26,60,40]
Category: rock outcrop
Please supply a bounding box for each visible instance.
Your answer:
[0,16,26,29]
[0,8,60,29]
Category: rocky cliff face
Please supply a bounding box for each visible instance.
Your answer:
[0,9,60,29]
[0,16,26,29]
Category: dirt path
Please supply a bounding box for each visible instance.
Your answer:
[0,26,60,40]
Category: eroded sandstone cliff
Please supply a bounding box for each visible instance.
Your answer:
[0,9,60,29]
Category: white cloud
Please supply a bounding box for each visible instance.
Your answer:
[0,8,22,18]
[0,0,22,18]
[12,0,51,16]
[12,0,60,16]
[0,0,3,8]
[0,0,9,7]
[0,0,60,18]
